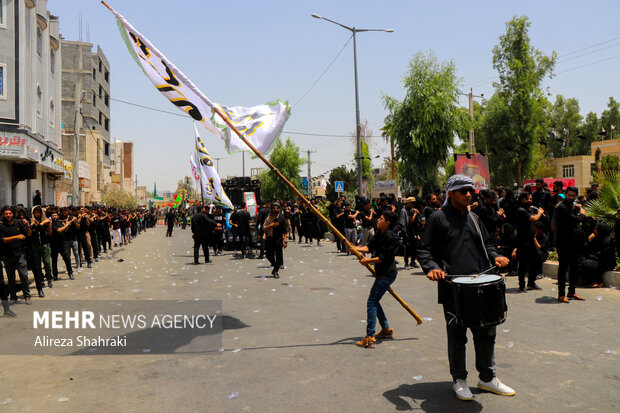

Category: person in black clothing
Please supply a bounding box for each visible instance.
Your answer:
[498,223,517,276]
[256,201,271,259]
[533,221,549,277]
[301,203,315,245]
[476,190,504,236]
[351,210,399,349]
[30,206,54,296]
[330,200,344,251]
[232,203,251,257]
[50,210,74,280]
[554,186,586,303]
[514,192,544,292]
[0,206,33,304]
[417,175,514,401]
[76,209,93,268]
[165,210,176,237]
[499,189,517,226]
[191,205,216,264]
[359,200,376,246]
[263,203,288,279]
[210,206,225,256]
[289,204,300,242]
[422,194,441,225]
[33,190,42,206]
[581,222,615,287]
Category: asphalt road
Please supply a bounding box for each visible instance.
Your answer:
[0,226,618,412]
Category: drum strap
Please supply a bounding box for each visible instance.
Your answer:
[468,213,492,268]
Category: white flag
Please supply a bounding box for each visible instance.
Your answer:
[189,153,200,182]
[194,124,233,209]
[214,102,290,154]
[107,4,289,155]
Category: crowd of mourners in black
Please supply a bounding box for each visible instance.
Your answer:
[0,201,158,317]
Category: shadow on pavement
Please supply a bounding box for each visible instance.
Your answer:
[383,382,483,412]
[535,296,560,304]
[70,315,249,355]
[239,336,418,352]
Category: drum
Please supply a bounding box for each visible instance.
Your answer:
[451,274,507,328]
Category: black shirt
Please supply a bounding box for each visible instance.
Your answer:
[191,212,216,237]
[235,210,251,235]
[367,229,398,278]
[359,209,376,229]
[343,210,357,229]
[0,220,29,257]
[31,220,51,247]
[515,206,534,246]
[417,203,501,304]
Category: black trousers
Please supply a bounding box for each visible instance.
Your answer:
[51,241,72,278]
[443,304,496,382]
[212,231,224,253]
[557,245,578,297]
[166,224,174,237]
[265,237,283,270]
[193,236,210,263]
[517,243,537,289]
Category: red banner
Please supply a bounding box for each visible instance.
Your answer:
[455,154,490,192]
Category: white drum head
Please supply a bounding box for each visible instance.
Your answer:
[452,274,501,284]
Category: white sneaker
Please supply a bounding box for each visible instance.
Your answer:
[477,377,516,396]
[453,379,474,401]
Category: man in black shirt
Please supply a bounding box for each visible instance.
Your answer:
[263,203,288,279]
[359,200,376,246]
[232,203,252,258]
[210,206,226,256]
[50,210,74,280]
[514,192,544,292]
[351,210,399,349]
[338,203,358,253]
[165,210,176,237]
[191,205,216,264]
[554,186,586,302]
[256,201,271,259]
[0,206,33,304]
[417,175,514,401]
[30,206,53,296]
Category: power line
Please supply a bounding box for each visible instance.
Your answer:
[465,34,620,88]
[292,34,353,108]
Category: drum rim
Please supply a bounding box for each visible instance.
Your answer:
[451,274,502,284]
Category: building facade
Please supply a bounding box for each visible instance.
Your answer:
[0,0,65,207]
[60,38,111,204]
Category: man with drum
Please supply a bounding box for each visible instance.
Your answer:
[417,175,515,401]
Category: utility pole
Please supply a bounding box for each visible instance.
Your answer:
[71,51,83,206]
[466,88,484,154]
[306,149,316,198]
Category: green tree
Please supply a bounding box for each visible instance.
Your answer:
[547,95,583,156]
[383,51,466,193]
[600,97,620,138]
[600,155,620,173]
[478,16,556,185]
[576,112,600,156]
[258,137,305,200]
[326,166,356,199]
[101,188,137,210]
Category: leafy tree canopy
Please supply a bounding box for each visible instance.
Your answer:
[258,137,305,201]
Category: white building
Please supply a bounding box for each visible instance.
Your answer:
[0,0,65,207]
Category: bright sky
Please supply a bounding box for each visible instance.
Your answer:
[48,0,620,192]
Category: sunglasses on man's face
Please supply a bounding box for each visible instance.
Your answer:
[457,187,474,195]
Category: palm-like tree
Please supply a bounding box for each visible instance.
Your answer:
[584,171,620,226]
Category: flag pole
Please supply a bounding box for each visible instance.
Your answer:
[211,107,423,324]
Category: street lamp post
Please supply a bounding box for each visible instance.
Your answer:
[312,13,393,197]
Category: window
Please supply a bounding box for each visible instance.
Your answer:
[0,64,5,98]
[105,94,109,107]
[99,85,102,98]
[36,85,42,117]
[0,0,5,28]
[92,92,96,106]
[104,143,110,156]
[49,100,55,127]
[562,165,575,178]
[104,70,109,83]
[98,111,102,125]
[50,49,55,74]
[104,118,109,131]
[92,68,96,80]
[37,27,42,56]
[99,59,102,72]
